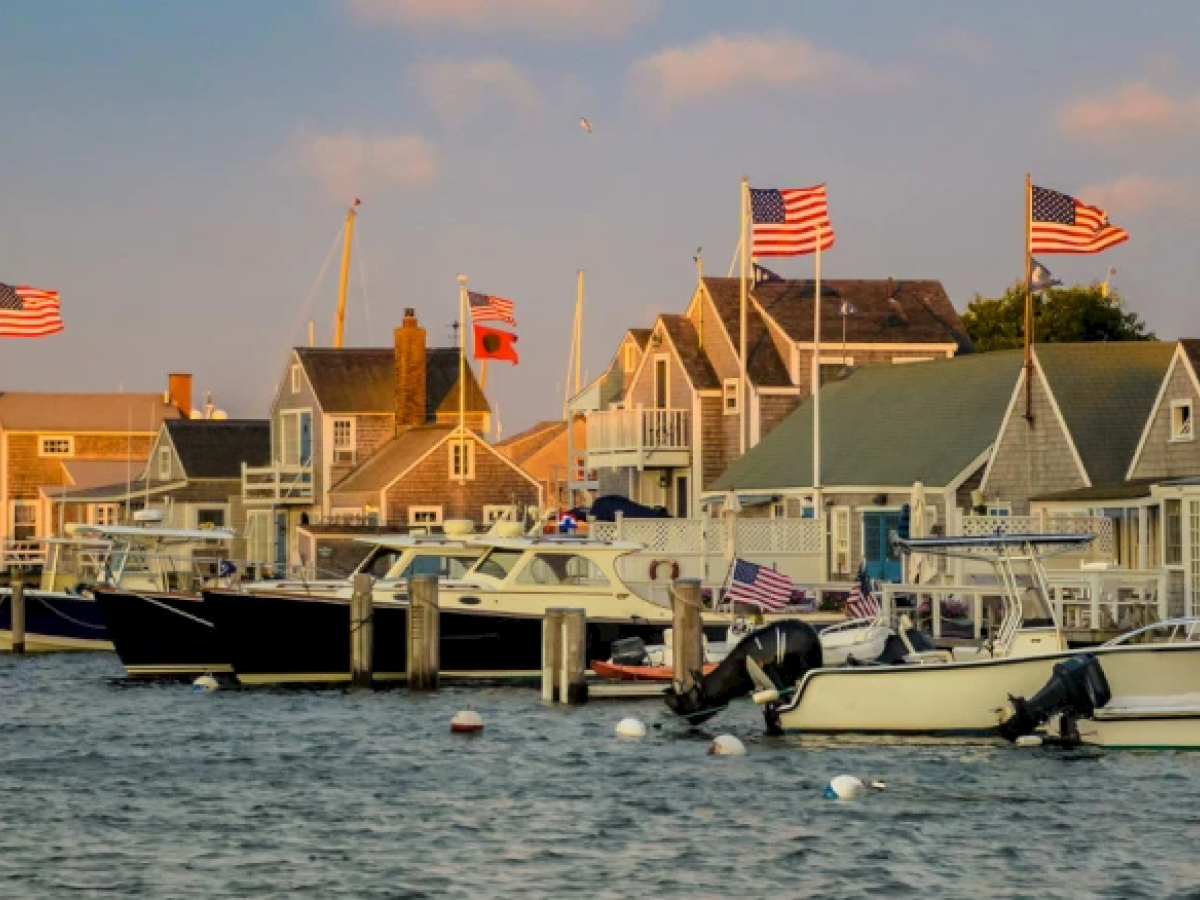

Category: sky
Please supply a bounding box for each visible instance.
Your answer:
[2,0,1198,432]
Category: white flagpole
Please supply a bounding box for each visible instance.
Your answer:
[738,176,749,456]
[457,274,467,483]
[812,224,822,514]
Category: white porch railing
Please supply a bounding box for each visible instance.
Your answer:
[242,462,314,504]
[0,540,47,569]
[586,408,690,469]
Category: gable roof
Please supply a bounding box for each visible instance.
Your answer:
[714,351,1024,490]
[704,277,969,351]
[165,419,270,479]
[495,420,565,464]
[1035,342,1175,486]
[1182,340,1200,383]
[628,328,652,350]
[330,425,456,493]
[62,460,145,490]
[0,393,181,432]
[294,348,489,417]
[658,315,720,391]
[699,279,792,387]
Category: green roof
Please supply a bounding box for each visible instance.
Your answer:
[714,351,1024,490]
[1035,342,1174,486]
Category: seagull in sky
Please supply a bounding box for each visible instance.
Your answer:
[580,117,593,134]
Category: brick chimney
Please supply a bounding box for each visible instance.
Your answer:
[394,309,427,432]
[167,373,193,419]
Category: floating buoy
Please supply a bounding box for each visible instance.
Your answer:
[1016,734,1043,748]
[450,710,484,734]
[870,780,886,790]
[708,734,746,756]
[614,717,647,739]
[824,775,866,800]
[192,675,219,692]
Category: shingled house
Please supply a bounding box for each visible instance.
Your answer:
[494,419,588,510]
[243,309,498,569]
[0,375,190,547]
[571,275,970,517]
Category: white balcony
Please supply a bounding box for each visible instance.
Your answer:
[586,408,691,470]
[242,462,314,505]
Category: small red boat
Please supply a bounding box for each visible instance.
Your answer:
[590,659,719,682]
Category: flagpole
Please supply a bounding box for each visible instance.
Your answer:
[458,274,467,483]
[1023,172,1034,423]
[812,223,822,516]
[738,176,749,457]
[575,270,584,396]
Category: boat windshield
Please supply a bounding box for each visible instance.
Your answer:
[397,554,477,580]
[514,553,610,588]
[471,549,525,580]
[357,547,404,580]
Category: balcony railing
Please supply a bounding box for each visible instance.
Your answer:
[586,408,690,469]
[242,461,314,504]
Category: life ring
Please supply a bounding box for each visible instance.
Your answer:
[649,559,680,581]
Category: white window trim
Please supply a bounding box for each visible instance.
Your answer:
[652,353,670,409]
[986,503,1012,517]
[722,378,740,416]
[1169,399,1194,443]
[622,342,638,373]
[38,435,74,458]
[290,363,302,394]
[332,417,357,464]
[408,505,444,526]
[449,439,476,480]
[9,500,38,539]
[483,504,518,523]
[833,505,851,574]
[92,503,120,527]
[158,446,172,480]
[279,409,313,466]
[193,505,229,530]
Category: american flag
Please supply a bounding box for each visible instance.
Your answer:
[726,558,793,612]
[846,562,881,620]
[1030,185,1128,254]
[750,185,835,257]
[0,283,63,337]
[467,291,516,326]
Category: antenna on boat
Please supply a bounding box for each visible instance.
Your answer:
[332,198,361,349]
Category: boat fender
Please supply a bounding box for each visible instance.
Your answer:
[615,718,647,739]
[192,675,219,692]
[824,775,865,800]
[649,559,680,581]
[752,688,780,705]
[450,710,484,734]
[708,734,746,756]
[1015,735,1043,748]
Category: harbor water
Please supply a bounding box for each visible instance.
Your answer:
[3,654,1200,899]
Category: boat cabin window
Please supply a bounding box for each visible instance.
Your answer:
[471,549,525,580]
[358,547,403,579]
[399,554,476,580]
[515,553,610,588]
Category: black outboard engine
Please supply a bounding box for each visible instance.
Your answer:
[664,620,823,726]
[1000,654,1112,743]
[610,637,649,667]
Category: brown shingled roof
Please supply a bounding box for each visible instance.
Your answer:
[659,315,720,390]
[330,425,455,493]
[1181,339,1200,384]
[699,280,792,387]
[0,393,181,432]
[495,420,565,464]
[628,328,652,350]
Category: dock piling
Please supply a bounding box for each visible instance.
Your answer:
[672,578,704,694]
[561,608,588,705]
[350,573,374,687]
[541,608,564,702]
[407,574,440,691]
[11,581,25,655]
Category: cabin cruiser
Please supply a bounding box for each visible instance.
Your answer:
[0,524,236,652]
[666,534,1200,737]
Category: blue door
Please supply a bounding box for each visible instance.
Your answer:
[862,511,902,582]
[275,510,288,571]
[299,411,313,464]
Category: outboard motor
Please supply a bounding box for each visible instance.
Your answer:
[1000,654,1112,743]
[664,620,822,726]
[609,637,649,667]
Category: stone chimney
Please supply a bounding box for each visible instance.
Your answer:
[394,309,427,432]
[167,373,193,419]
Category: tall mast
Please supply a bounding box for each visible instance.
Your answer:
[1023,174,1034,422]
[333,198,360,349]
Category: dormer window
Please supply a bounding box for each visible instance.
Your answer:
[291,363,302,394]
[158,446,171,480]
[622,343,638,373]
[1170,400,1194,442]
[723,378,740,415]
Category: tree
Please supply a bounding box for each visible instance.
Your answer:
[961,282,1155,352]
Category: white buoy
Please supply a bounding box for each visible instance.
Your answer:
[824,775,866,800]
[1015,734,1043,748]
[450,710,484,734]
[615,717,647,739]
[708,734,746,756]
[192,675,219,692]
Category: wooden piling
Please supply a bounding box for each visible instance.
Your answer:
[541,608,564,702]
[350,573,373,687]
[560,608,588,705]
[407,574,440,691]
[672,578,704,693]
[11,581,25,655]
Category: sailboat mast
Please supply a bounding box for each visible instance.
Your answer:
[333,199,360,349]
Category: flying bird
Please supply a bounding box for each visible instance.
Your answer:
[580,117,593,134]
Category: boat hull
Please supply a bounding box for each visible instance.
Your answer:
[774,644,1200,736]
[591,659,718,682]
[0,588,111,652]
[92,588,231,678]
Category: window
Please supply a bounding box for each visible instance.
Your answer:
[515,553,610,588]
[280,410,313,466]
[484,504,518,524]
[771,502,786,519]
[653,356,669,409]
[245,510,272,565]
[94,504,120,527]
[1166,499,1183,566]
[9,501,37,541]
[332,417,356,464]
[723,378,740,415]
[471,548,524,580]
[400,554,476,580]
[449,439,476,480]
[622,342,638,373]
[1170,400,1194,442]
[817,358,851,387]
[408,506,443,526]
[987,503,1011,517]
[38,436,73,457]
[290,363,301,394]
[196,507,227,529]
[158,446,172,480]
[833,506,851,573]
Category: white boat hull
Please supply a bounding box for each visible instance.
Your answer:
[773,643,1200,736]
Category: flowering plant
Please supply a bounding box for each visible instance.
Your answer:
[916,596,971,619]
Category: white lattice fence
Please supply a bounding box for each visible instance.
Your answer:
[960,514,1113,559]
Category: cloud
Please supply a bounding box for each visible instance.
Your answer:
[1060,81,1200,141]
[411,58,539,124]
[919,27,995,66]
[629,33,903,107]
[347,0,656,39]
[1078,174,1199,215]
[293,130,437,199]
